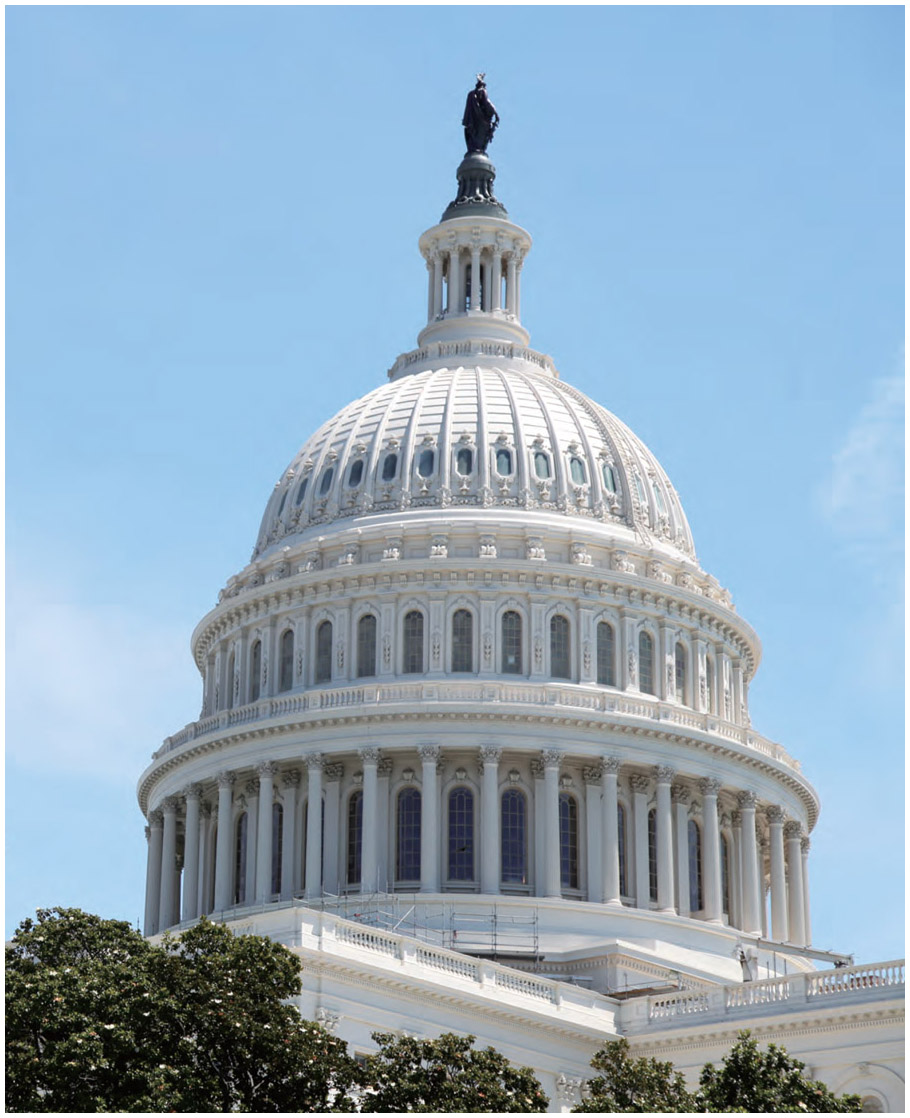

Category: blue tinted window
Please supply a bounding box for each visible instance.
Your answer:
[448,788,474,881]
[569,457,586,484]
[501,790,527,884]
[596,622,615,687]
[348,460,364,487]
[559,793,578,889]
[456,448,473,476]
[496,448,513,476]
[417,449,435,478]
[602,464,617,493]
[534,452,551,480]
[294,476,309,506]
[347,792,363,885]
[382,453,398,481]
[396,788,422,881]
[319,468,334,496]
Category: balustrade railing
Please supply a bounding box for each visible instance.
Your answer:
[807,960,904,997]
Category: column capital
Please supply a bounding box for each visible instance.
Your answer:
[418,744,440,762]
[144,825,151,842]
[282,769,302,789]
[540,748,563,769]
[324,763,344,782]
[245,778,260,797]
[630,773,650,795]
[602,756,622,775]
[731,810,743,827]
[149,809,163,827]
[304,752,324,770]
[377,758,393,777]
[217,771,236,789]
[699,777,722,798]
[478,744,502,764]
[200,801,213,819]
[182,783,203,800]
[257,761,279,779]
[737,789,758,810]
[655,765,676,784]
[161,796,179,814]
[359,747,381,766]
[583,765,603,785]
[801,836,811,854]
[671,784,690,805]
[784,820,803,840]
[766,805,785,825]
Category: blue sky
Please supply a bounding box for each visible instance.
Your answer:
[6,6,904,962]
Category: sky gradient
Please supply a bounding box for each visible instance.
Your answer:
[6,6,904,962]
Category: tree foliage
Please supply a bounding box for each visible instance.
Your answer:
[572,1038,698,1113]
[361,1031,548,1112]
[698,1031,863,1113]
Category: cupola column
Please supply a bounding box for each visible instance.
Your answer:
[144,811,164,935]
[447,243,461,313]
[425,257,434,322]
[491,248,503,312]
[359,748,380,894]
[469,242,482,310]
[737,791,761,934]
[785,822,806,945]
[506,254,517,316]
[304,754,324,899]
[602,758,622,905]
[584,766,603,903]
[419,746,441,892]
[800,837,812,945]
[323,764,343,895]
[700,779,723,922]
[433,251,444,319]
[214,773,235,911]
[255,763,277,903]
[542,749,563,898]
[655,767,676,913]
[515,253,524,318]
[730,810,743,930]
[182,785,202,922]
[766,806,788,940]
[479,746,501,895]
[672,786,691,917]
[630,774,650,908]
[158,797,179,929]
[280,771,300,898]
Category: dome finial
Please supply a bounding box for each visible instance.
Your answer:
[443,76,507,221]
[463,74,499,155]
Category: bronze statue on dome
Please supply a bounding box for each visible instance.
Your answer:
[462,74,499,154]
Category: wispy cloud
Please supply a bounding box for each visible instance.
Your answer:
[6,574,200,783]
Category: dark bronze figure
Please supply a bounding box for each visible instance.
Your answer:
[462,74,500,154]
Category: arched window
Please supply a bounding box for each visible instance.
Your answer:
[403,610,424,674]
[455,447,473,476]
[596,621,615,686]
[648,808,658,903]
[569,456,586,484]
[632,471,647,504]
[271,803,283,895]
[652,481,668,516]
[347,791,363,886]
[617,803,628,897]
[721,834,731,917]
[639,631,655,695]
[448,788,474,881]
[357,614,377,678]
[347,459,364,488]
[559,793,579,889]
[319,467,334,496]
[417,448,435,478]
[688,820,703,912]
[534,451,551,480]
[706,655,715,713]
[234,813,248,905]
[496,448,513,476]
[294,476,309,506]
[382,453,398,481]
[396,788,421,882]
[249,640,262,702]
[279,629,294,693]
[226,651,236,710]
[550,614,571,680]
[602,462,617,493]
[452,609,473,673]
[315,620,333,684]
[501,789,527,885]
[277,489,288,518]
[675,642,687,704]
[501,611,522,674]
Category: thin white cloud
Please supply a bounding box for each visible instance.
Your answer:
[6,576,200,783]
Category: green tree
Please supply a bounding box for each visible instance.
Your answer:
[6,908,360,1113]
[572,1037,698,1113]
[360,1031,548,1112]
[698,1031,862,1113]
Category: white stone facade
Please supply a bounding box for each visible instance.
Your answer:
[138,129,903,1111]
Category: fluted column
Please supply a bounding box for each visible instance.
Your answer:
[631,774,650,908]
[801,836,812,945]
[542,749,562,898]
[360,748,380,894]
[198,802,213,915]
[491,249,503,311]
[672,786,690,917]
[322,764,343,895]
[730,810,743,931]
[144,811,163,935]
[182,785,202,922]
[425,256,434,321]
[479,746,501,895]
[602,758,622,906]
[584,765,603,903]
[737,791,761,934]
[469,244,482,310]
[700,778,723,922]
[448,246,462,313]
[655,766,675,913]
[255,763,277,902]
[506,254,517,315]
[785,821,806,945]
[280,771,300,897]
[419,745,440,892]
[159,797,179,930]
[433,252,444,318]
[243,781,259,905]
[304,754,324,899]
[766,806,788,941]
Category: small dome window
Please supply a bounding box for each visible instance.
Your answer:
[277,489,289,517]
[455,448,473,476]
[652,481,667,516]
[347,460,364,488]
[319,467,334,496]
[534,452,551,480]
[417,448,435,478]
[496,448,513,476]
[382,452,398,481]
[569,457,586,484]
[602,463,617,493]
[294,476,309,506]
[633,472,647,504]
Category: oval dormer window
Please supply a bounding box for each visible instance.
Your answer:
[496,448,513,476]
[633,472,647,504]
[456,448,473,476]
[534,452,551,480]
[652,481,667,516]
[294,476,309,506]
[347,460,364,488]
[319,467,334,496]
[417,449,435,478]
[277,489,289,517]
[569,457,586,485]
[382,453,398,481]
[602,463,617,493]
